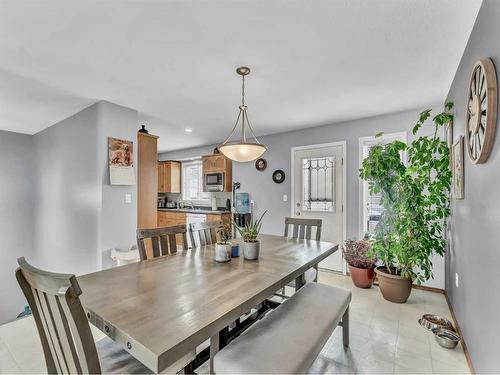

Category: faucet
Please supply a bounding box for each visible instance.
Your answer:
[178,200,194,209]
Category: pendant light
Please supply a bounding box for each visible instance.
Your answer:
[218,66,267,162]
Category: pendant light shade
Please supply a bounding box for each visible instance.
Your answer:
[219,143,266,162]
[218,67,267,162]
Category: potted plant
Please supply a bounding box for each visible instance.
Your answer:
[359,103,453,303]
[215,224,232,262]
[233,211,267,260]
[343,238,377,288]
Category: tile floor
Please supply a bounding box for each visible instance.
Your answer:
[307,272,470,374]
[0,271,470,374]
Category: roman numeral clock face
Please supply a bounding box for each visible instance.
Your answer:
[466,59,498,164]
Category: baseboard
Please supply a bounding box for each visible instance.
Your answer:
[445,292,476,374]
[412,284,445,294]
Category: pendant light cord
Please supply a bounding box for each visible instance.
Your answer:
[220,67,263,146]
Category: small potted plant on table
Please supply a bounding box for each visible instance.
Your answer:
[215,224,232,262]
[233,211,267,260]
[343,238,377,288]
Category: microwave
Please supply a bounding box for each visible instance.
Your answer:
[204,172,224,191]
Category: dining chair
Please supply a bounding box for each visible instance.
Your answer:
[188,220,223,248]
[15,257,153,374]
[136,224,188,261]
[283,217,323,285]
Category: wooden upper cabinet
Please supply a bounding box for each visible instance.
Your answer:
[202,154,227,173]
[158,161,181,193]
[202,154,232,192]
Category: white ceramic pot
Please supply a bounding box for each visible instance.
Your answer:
[243,241,260,260]
[215,243,232,262]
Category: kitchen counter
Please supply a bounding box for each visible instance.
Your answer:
[157,208,231,215]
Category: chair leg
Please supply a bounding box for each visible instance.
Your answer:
[342,306,349,348]
[295,273,306,292]
[313,264,318,282]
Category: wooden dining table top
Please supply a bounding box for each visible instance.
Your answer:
[77,234,338,373]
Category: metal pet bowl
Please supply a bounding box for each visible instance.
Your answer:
[418,314,454,332]
[432,327,461,349]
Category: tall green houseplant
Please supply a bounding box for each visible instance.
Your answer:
[359,103,453,285]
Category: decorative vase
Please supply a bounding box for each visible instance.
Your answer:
[348,265,375,289]
[243,241,260,260]
[214,243,232,262]
[375,266,412,303]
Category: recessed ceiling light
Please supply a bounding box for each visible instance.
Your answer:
[184,128,193,133]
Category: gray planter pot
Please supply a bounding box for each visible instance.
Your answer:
[243,241,260,260]
[215,243,232,262]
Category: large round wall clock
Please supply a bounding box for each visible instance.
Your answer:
[466,58,498,164]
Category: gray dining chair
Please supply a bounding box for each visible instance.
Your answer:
[283,217,323,285]
[188,220,223,248]
[15,257,152,374]
[136,224,188,260]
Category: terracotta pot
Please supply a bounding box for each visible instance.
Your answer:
[375,266,412,303]
[348,265,375,288]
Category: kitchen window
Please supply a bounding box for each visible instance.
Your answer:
[359,132,407,236]
[182,159,210,204]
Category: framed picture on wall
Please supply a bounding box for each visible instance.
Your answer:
[452,136,464,200]
[445,120,453,168]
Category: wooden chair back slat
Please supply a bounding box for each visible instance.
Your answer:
[168,234,177,254]
[151,237,161,258]
[284,217,323,241]
[188,221,223,248]
[136,225,188,261]
[16,257,101,374]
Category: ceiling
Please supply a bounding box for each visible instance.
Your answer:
[0,0,482,152]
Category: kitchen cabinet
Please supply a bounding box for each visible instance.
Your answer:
[202,154,228,173]
[207,213,231,226]
[158,210,231,244]
[202,154,232,192]
[158,211,186,227]
[158,161,181,193]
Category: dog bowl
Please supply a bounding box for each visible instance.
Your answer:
[419,314,454,332]
[432,328,461,349]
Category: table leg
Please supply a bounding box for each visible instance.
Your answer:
[295,273,306,292]
[209,333,220,374]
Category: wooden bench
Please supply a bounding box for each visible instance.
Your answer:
[213,282,351,374]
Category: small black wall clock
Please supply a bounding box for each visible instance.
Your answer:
[255,158,267,171]
[272,169,285,184]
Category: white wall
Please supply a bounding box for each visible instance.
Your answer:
[0,131,35,324]
[160,106,445,289]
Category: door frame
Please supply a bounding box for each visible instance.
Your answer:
[290,141,347,274]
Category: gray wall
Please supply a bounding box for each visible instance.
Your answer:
[96,101,138,269]
[0,100,139,324]
[445,1,500,372]
[33,104,100,275]
[0,131,35,324]
[160,106,445,289]
[33,101,139,274]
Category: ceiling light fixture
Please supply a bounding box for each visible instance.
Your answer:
[184,128,193,133]
[218,66,267,162]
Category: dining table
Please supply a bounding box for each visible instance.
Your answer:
[77,234,339,373]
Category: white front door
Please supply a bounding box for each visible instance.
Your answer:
[292,143,344,272]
